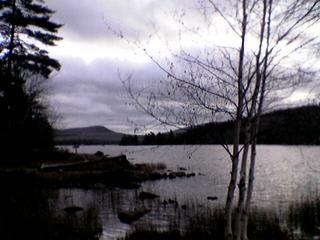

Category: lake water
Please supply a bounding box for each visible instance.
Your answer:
[50,145,320,239]
[72,145,320,206]
[0,144,312,239]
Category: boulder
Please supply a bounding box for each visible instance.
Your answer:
[175,172,186,177]
[207,196,218,201]
[162,200,168,205]
[148,172,163,180]
[168,199,177,204]
[64,206,84,213]
[187,173,196,177]
[168,172,176,179]
[138,191,160,200]
[94,151,104,157]
[117,208,151,224]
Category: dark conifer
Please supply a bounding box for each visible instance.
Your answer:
[0,0,62,161]
[0,0,62,77]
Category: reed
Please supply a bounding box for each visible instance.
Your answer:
[122,203,291,240]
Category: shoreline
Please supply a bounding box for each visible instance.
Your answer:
[0,152,196,189]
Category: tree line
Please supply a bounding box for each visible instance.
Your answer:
[121,105,320,146]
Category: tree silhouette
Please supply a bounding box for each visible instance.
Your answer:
[0,0,62,161]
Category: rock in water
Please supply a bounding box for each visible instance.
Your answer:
[207,196,218,201]
[117,208,151,224]
[138,191,159,200]
[64,206,84,213]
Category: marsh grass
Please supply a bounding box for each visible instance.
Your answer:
[288,196,320,238]
[247,208,289,240]
[52,206,103,240]
[122,204,294,240]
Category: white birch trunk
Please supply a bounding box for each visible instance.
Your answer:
[234,123,250,240]
[242,1,271,239]
[224,1,247,239]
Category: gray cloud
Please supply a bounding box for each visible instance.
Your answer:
[44,0,205,133]
[48,56,166,133]
[47,0,203,43]
[44,0,319,134]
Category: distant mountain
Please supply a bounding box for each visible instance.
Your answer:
[55,126,125,145]
[55,105,320,146]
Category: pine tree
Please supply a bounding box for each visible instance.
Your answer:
[0,0,62,161]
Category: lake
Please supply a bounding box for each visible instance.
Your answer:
[54,145,320,239]
[73,145,320,206]
[2,145,320,239]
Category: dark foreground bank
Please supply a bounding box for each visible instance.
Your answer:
[121,197,320,240]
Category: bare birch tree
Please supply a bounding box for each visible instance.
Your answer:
[233,1,320,239]
[118,0,320,239]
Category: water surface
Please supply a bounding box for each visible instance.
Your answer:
[32,145,320,239]
[72,145,320,206]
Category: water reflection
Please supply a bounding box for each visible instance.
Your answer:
[2,185,320,239]
[0,185,102,240]
[55,188,185,239]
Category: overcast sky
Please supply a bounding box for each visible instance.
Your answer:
[45,0,318,134]
[45,0,200,134]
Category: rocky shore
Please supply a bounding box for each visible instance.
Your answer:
[0,151,197,188]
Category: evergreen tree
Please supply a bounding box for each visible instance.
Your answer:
[0,0,62,161]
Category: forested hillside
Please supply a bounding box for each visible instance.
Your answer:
[123,105,320,145]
